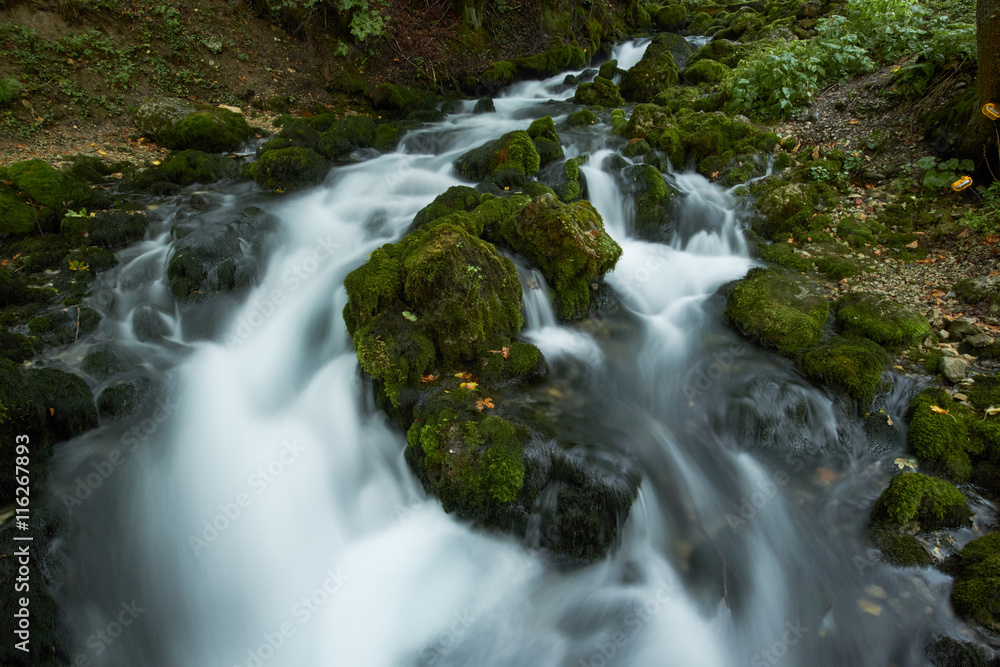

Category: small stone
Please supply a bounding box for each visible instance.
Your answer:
[939,330,950,340]
[940,356,970,383]
[941,346,959,357]
[954,393,969,402]
[922,337,936,348]
[948,319,979,340]
[965,333,995,348]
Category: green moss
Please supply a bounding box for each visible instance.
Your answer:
[871,472,969,529]
[567,109,599,127]
[410,186,485,230]
[0,184,37,236]
[574,76,625,107]
[246,147,329,191]
[870,528,933,567]
[801,335,888,405]
[815,255,861,281]
[685,59,730,85]
[550,158,583,203]
[761,242,813,272]
[752,180,820,241]
[133,96,254,152]
[620,37,681,103]
[160,150,236,186]
[510,42,587,79]
[473,97,495,114]
[5,159,101,215]
[504,341,542,377]
[407,405,527,509]
[480,61,518,88]
[688,11,714,34]
[906,387,977,482]
[344,222,524,405]
[492,194,621,320]
[689,39,742,68]
[833,292,930,350]
[968,375,1000,410]
[724,268,829,358]
[598,59,619,80]
[623,164,674,241]
[454,130,541,186]
[371,83,423,112]
[951,533,1000,632]
[527,116,564,166]
[652,4,687,30]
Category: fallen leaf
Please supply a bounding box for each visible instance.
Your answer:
[49,408,55,416]
[459,381,478,391]
[894,457,917,471]
[454,372,474,380]
[811,146,820,159]
[931,290,947,298]
[476,398,495,411]
[402,310,417,322]
[857,598,882,616]
[930,405,949,414]
[420,374,437,383]
[985,406,1000,416]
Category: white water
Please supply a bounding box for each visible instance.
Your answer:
[53,39,960,667]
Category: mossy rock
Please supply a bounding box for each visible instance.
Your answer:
[573,76,625,107]
[652,4,688,31]
[527,116,564,167]
[622,163,675,241]
[167,229,255,302]
[411,192,530,238]
[5,159,106,219]
[815,255,861,281]
[133,96,253,152]
[598,59,619,80]
[951,533,1000,632]
[724,268,828,358]
[800,335,887,405]
[567,109,599,127]
[906,387,978,482]
[407,405,528,510]
[370,83,424,113]
[0,184,38,237]
[61,210,148,249]
[871,472,969,530]
[81,344,127,381]
[539,158,585,204]
[834,292,930,350]
[688,39,742,68]
[510,42,588,79]
[870,528,933,567]
[246,147,329,191]
[753,181,820,241]
[620,39,681,103]
[343,222,524,405]
[622,138,651,158]
[685,59,730,85]
[454,130,541,186]
[688,11,714,34]
[160,150,238,186]
[410,186,487,230]
[480,61,518,90]
[473,97,495,114]
[968,375,1000,411]
[492,193,622,320]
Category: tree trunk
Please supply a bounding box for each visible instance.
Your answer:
[965,0,1000,175]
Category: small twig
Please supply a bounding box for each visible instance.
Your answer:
[74,306,81,343]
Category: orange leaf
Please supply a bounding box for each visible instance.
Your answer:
[459,381,478,391]
[49,408,55,416]
[930,405,949,414]
[421,374,437,383]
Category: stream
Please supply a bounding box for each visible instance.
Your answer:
[50,38,972,667]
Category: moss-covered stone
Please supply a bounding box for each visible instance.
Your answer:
[160,150,238,186]
[685,59,730,85]
[473,97,495,114]
[454,130,541,187]
[652,4,687,31]
[623,164,675,241]
[834,292,930,350]
[688,11,714,34]
[133,96,253,152]
[567,109,599,127]
[688,39,742,68]
[370,83,424,113]
[510,42,588,79]
[526,116,564,167]
[620,36,681,103]
[968,376,1000,411]
[5,159,106,218]
[480,61,518,89]
[871,472,969,530]
[246,147,329,191]
[724,268,828,358]
[541,158,584,203]
[0,184,37,237]
[951,533,1000,632]
[752,181,820,241]
[906,387,978,482]
[61,211,148,249]
[870,528,933,567]
[492,193,621,320]
[574,76,625,107]
[343,222,524,405]
[598,59,619,80]
[800,335,887,404]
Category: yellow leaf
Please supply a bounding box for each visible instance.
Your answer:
[857,598,882,616]
[459,381,478,391]
[894,457,917,471]
[930,405,949,414]
[985,406,1000,416]
[49,408,55,416]
[151,160,161,166]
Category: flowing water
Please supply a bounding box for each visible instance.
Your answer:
[51,40,976,667]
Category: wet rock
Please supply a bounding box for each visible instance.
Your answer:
[620,35,682,103]
[597,59,618,80]
[455,130,540,187]
[834,292,930,350]
[940,356,970,383]
[622,163,675,242]
[472,97,495,114]
[527,116,564,167]
[573,76,625,107]
[950,533,1000,633]
[245,147,329,191]
[924,635,990,667]
[684,59,730,85]
[800,335,888,406]
[965,333,995,348]
[871,472,970,531]
[948,319,979,340]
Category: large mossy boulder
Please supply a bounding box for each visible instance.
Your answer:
[454,130,541,187]
[620,34,682,103]
[527,116,564,167]
[510,42,587,79]
[724,268,828,358]
[574,76,625,107]
[0,183,38,237]
[950,533,1000,632]
[800,335,888,405]
[652,4,688,31]
[685,59,730,85]
[2,159,107,225]
[246,147,329,191]
[493,193,622,320]
[343,223,524,405]
[871,472,970,531]
[834,292,930,349]
[906,387,980,482]
[688,39,743,68]
[752,180,821,241]
[133,96,253,152]
[622,164,675,241]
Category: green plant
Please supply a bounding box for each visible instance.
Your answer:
[962,182,1000,234]
[0,77,23,107]
[913,156,974,191]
